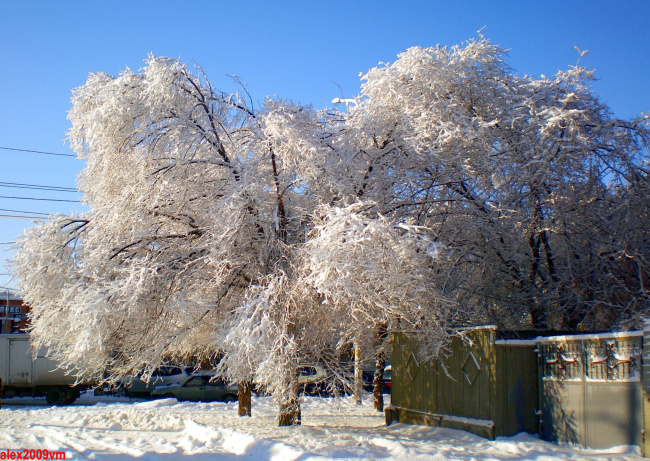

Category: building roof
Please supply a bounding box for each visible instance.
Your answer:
[0,289,23,301]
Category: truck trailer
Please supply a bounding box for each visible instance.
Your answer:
[0,334,93,405]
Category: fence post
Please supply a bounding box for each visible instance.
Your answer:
[642,320,650,457]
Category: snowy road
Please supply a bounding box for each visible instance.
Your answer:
[0,393,642,460]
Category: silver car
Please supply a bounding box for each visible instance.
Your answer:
[151,373,239,402]
[114,366,194,397]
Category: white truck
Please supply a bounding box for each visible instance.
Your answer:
[0,334,93,405]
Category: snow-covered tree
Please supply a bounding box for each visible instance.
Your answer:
[15,56,295,420]
[298,203,453,406]
[14,37,649,427]
[335,38,650,331]
[13,54,455,424]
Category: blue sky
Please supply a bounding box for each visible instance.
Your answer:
[1,1,649,290]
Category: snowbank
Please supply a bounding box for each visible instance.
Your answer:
[0,392,642,460]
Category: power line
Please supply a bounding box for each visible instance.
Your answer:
[0,215,48,220]
[0,181,78,193]
[0,146,76,158]
[0,195,80,203]
[0,208,49,216]
[0,208,49,220]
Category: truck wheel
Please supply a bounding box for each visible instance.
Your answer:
[63,388,80,405]
[46,387,67,406]
[223,394,238,403]
[113,384,127,397]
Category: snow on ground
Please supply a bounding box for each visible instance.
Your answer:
[0,392,642,460]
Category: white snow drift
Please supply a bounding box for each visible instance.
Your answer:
[0,393,642,460]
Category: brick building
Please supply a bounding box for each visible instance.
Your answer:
[0,290,29,334]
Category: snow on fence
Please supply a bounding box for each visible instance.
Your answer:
[387,327,649,456]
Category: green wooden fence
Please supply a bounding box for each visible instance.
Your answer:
[387,327,538,439]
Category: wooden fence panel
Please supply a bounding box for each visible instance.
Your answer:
[389,329,502,438]
[495,344,539,436]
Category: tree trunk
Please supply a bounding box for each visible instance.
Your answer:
[530,303,547,329]
[238,380,252,417]
[278,378,301,426]
[353,341,364,405]
[270,143,300,426]
[373,323,388,411]
[373,355,386,412]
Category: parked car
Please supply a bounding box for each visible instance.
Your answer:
[151,373,239,402]
[361,371,375,392]
[382,366,391,393]
[113,365,194,398]
[298,364,330,395]
[362,366,391,394]
[300,364,392,396]
[252,364,329,396]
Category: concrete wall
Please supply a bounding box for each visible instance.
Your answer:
[537,333,643,451]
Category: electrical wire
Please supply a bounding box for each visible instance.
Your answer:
[0,208,49,221]
[0,146,76,157]
[0,181,78,193]
[0,195,79,203]
[0,208,49,216]
[0,215,49,219]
